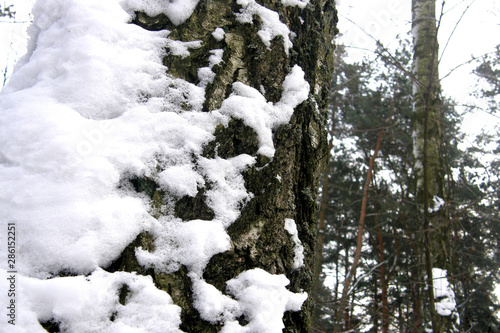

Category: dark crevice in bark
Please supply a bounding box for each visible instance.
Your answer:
[128,176,159,199]
[118,283,130,306]
[154,266,220,333]
[204,250,253,291]
[174,189,215,221]
[202,119,259,159]
[131,12,175,31]
[40,319,61,333]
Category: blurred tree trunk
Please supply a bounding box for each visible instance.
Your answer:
[311,110,335,331]
[411,0,457,331]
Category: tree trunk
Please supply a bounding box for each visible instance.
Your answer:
[376,221,390,333]
[115,1,339,332]
[114,0,337,332]
[1,1,337,332]
[411,0,458,331]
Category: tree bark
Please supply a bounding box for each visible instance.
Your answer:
[113,1,338,332]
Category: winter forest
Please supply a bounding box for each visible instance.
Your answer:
[0,0,499,332]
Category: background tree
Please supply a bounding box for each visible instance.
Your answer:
[312,36,500,332]
[411,0,460,331]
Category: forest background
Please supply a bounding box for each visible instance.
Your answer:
[312,0,500,331]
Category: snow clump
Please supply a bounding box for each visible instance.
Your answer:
[284,218,305,269]
[433,268,458,317]
[236,0,294,55]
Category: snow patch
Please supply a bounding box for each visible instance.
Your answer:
[198,154,255,226]
[166,39,202,58]
[220,65,309,157]
[198,49,224,88]
[192,278,240,324]
[212,27,226,41]
[0,269,181,332]
[429,196,445,213]
[281,0,309,9]
[158,165,204,198]
[136,219,231,275]
[432,268,457,317]
[236,0,294,55]
[284,218,305,269]
[222,268,308,332]
[122,0,200,26]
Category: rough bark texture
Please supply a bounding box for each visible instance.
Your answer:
[411,0,457,331]
[108,1,338,332]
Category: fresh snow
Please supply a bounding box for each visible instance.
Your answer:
[284,219,305,269]
[432,268,457,317]
[198,49,224,88]
[281,0,310,9]
[122,0,201,26]
[236,0,295,55]
[212,27,226,42]
[220,65,309,157]
[222,269,308,333]
[0,0,310,331]
[9,270,183,333]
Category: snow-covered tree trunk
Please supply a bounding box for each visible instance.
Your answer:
[411,0,458,331]
[0,0,337,332]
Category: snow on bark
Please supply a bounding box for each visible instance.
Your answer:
[284,218,305,269]
[122,0,201,26]
[281,0,310,9]
[0,0,319,331]
[219,65,309,157]
[236,0,295,55]
[222,268,308,332]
